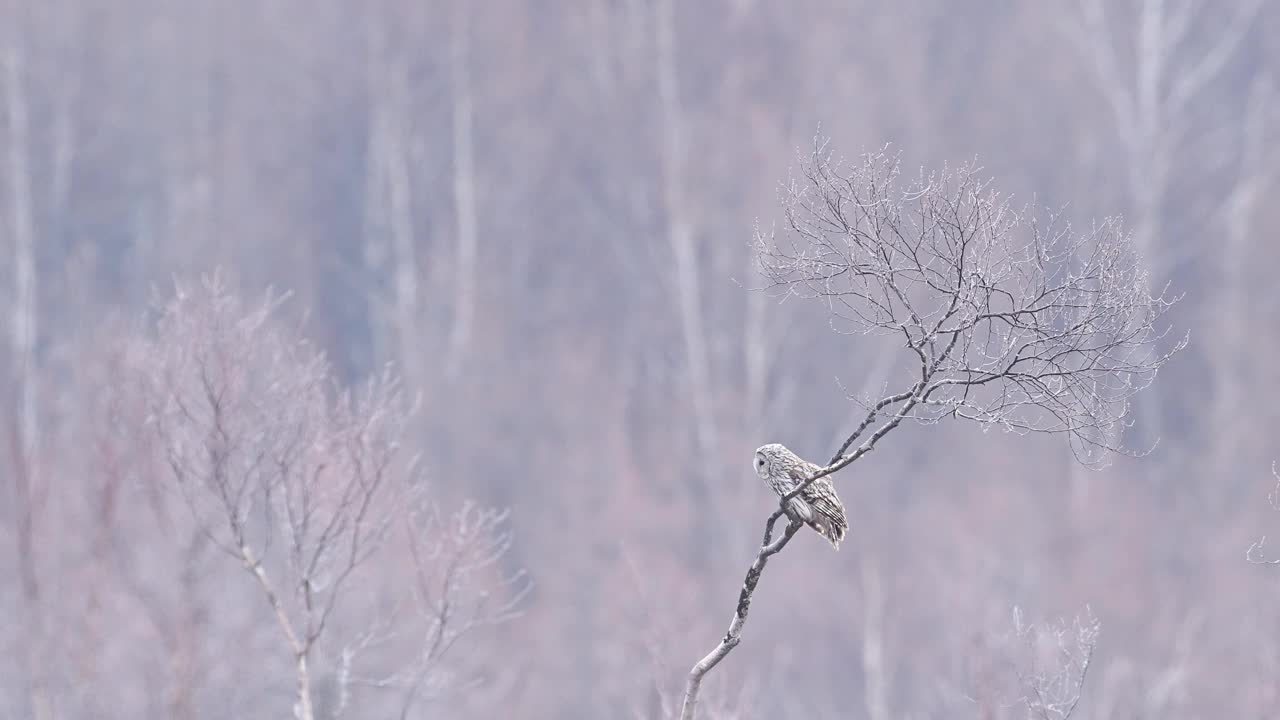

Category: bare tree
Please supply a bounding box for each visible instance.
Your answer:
[341,500,529,718]
[1061,0,1265,460]
[946,606,1100,720]
[3,6,37,458]
[679,139,1181,719]
[1010,608,1100,720]
[443,0,478,380]
[361,4,424,384]
[142,273,525,720]
[1063,0,1263,272]
[656,0,722,544]
[2,6,83,715]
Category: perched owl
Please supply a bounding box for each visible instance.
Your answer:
[754,443,848,549]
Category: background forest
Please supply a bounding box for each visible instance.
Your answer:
[2,1,1279,718]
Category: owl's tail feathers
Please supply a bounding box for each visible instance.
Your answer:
[810,517,845,550]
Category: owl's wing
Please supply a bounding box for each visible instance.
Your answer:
[785,462,818,492]
[804,479,848,528]
[789,463,847,527]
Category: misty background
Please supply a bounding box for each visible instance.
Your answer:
[2,1,1279,718]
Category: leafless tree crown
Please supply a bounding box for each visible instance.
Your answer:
[755,139,1185,464]
[681,139,1183,720]
[140,273,526,719]
[1010,607,1100,720]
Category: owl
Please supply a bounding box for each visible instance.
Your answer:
[754,443,848,549]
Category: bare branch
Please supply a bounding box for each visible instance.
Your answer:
[678,519,801,720]
[1247,462,1280,564]
[338,498,530,717]
[1011,607,1100,720]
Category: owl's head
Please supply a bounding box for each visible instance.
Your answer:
[753,443,789,475]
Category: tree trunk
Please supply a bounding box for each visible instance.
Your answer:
[445,0,477,379]
[295,652,316,720]
[655,0,720,558]
[4,8,37,456]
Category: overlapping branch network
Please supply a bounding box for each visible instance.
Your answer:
[143,275,526,719]
[680,140,1182,720]
[756,140,1184,464]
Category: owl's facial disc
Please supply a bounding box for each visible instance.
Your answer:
[753,453,765,473]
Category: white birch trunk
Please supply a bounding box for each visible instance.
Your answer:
[385,70,420,382]
[860,558,890,720]
[1212,77,1272,470]
[4,22,37,455]
[362,14,420,380]
[445,0,477,379]
[294,653,316,720]
[240,544,314,720]
[656,0,719,489]
[4,26,46,720]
